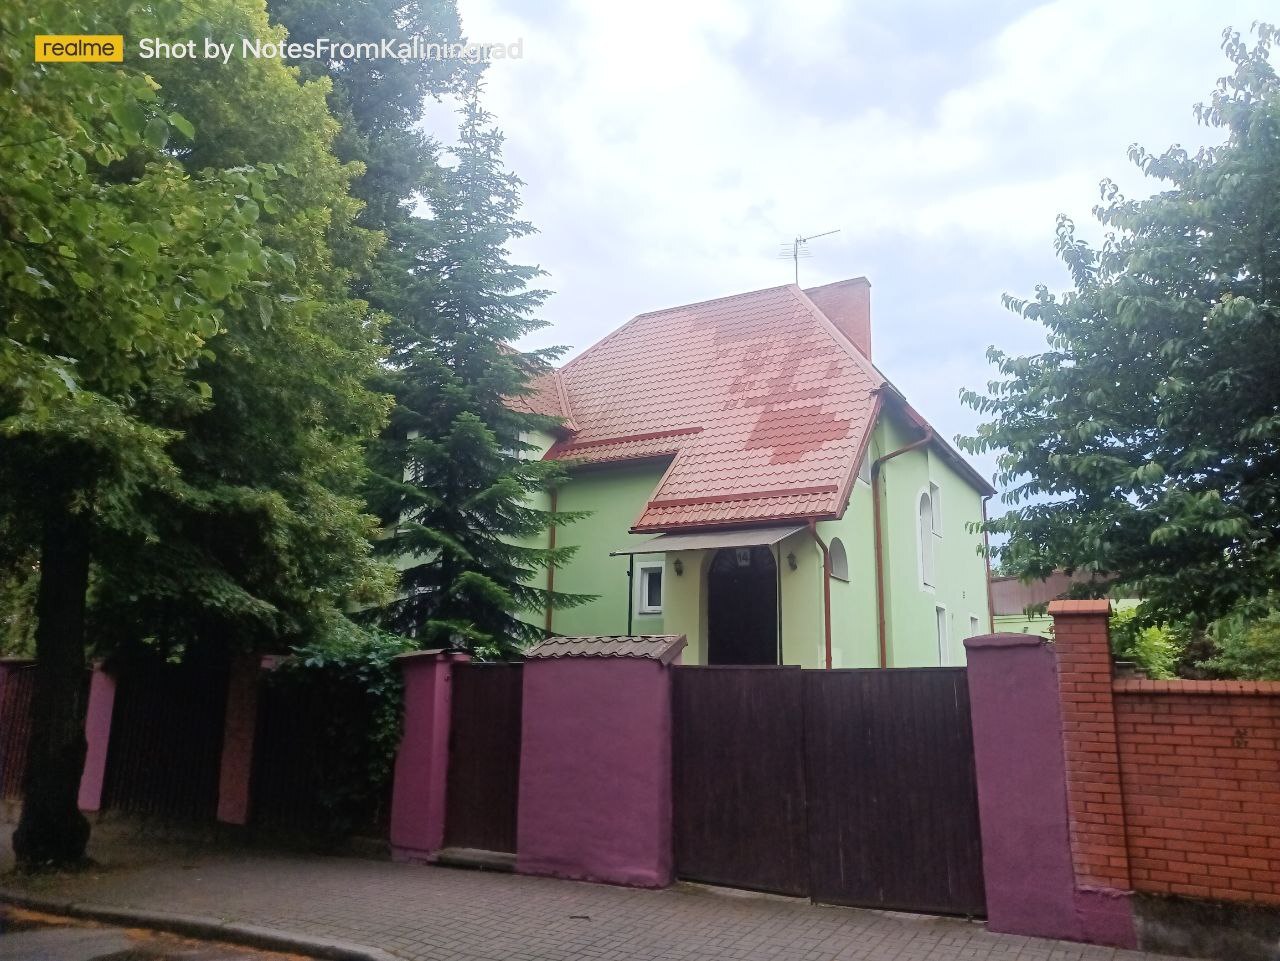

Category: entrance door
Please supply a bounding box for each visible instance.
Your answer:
[707,546,778,664]
[444,662,523,853]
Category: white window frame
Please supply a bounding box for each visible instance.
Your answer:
[929,481,942,536]
[829,536,849,582]
[636,561,664,615]
[918,489,936,590]
[935,604,948,665]
[969,614,981,638]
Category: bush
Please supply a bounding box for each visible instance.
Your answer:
[1109,606,1181,679]
[270,625,416,836]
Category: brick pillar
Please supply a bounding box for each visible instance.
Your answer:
[77,659,117,812]
[389,650,469,862]
[1048,598,1136,947]
[216,653,267,825]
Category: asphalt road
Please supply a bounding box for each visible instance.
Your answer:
[0,907,312,961]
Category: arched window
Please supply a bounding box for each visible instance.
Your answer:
[918,491,936,588]
[829,537,849,581]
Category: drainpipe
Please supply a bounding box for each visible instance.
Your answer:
[543,488,558,635]
[626,555,635,636]
[807,520,833,670]
[981,494,995,633]
[871,427,933,668]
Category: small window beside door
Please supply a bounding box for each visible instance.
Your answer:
[637,562,663,615]
[829,537,849,581]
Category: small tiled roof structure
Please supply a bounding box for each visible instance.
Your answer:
[525,278,993,532]
[524,635,688,665]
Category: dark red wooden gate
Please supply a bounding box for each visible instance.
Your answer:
[102,658,229,821]
[672,666,808,895]
[672,664,987,917]
[803,668,986,916]
[444,662,523,853]
[0,664,36,800]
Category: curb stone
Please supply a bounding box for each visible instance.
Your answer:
[0,887,402,961]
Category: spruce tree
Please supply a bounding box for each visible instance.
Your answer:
[367,98,584,656]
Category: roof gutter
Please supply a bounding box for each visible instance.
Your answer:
[807,520,833,670]
[871,426,933,668]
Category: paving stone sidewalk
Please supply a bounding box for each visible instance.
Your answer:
[0,833,1190,961]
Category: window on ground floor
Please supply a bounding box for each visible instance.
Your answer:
[637,562,664,615]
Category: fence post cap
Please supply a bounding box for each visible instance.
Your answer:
[1046,599,1111,616]
[393,648,470,665]
[963,632,1049,650]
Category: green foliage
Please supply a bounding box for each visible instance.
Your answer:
[961,24,1280,629]
[74,0,397,657]
[1199,610,1280,680]
[1,0,276,512]
[1109,606,1180,679]
[273,626,416,834]
[365,98,589,657]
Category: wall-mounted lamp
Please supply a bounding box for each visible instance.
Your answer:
[673,558,684,576]
[786,551,798,571]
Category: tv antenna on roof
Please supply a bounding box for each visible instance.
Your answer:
[777,229,841,285]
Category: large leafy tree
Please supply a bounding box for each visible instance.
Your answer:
[1,0,389,866]
[1,0,278,865]
[962,23,1280,629]
[87,0,393,659]
[367,99,584,656]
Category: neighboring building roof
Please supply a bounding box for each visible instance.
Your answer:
[989,570,1114,615]
[524,634,688,664]
[524,278,993,531]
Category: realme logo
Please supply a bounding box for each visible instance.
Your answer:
[35,35,124,62]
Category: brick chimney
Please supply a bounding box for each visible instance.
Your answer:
[803,277,871,359]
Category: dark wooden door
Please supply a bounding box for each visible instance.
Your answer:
[803,668,986,916]
[672,666,809,895]
[707,546,778,665]
[444,662,523,853]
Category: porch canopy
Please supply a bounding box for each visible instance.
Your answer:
[609,524,806,556]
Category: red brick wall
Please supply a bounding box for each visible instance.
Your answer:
[1050,599,1280,909]
[1114,680,1280,904]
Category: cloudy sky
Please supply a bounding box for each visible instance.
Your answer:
[424,1,1262,492]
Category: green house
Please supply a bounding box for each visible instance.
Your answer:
[512,277,995,668]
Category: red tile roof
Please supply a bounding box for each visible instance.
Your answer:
[527,280,991,531]
[507,368,577,431]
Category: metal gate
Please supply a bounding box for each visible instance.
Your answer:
[672,666,808,895]
[672,665,986,917]
[443,662,523,853]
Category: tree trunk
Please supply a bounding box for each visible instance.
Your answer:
[12,489,92,868]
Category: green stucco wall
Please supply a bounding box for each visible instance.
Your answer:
[545,461,670,637]
[874,411,991,666]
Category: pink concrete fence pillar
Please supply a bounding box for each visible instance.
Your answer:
[390,650,470,862]
[516,635,686,888]
[77,659,116,812]
[965,633,1082,941]
[216,653,272,825]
